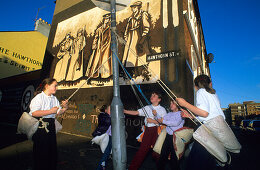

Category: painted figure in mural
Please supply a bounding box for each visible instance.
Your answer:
[53,32,74,82]
[122,1,151,68]
[85,13,112,79]
[66,28,86,81]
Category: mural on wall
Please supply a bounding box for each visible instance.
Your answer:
[85,13,112,80]
[51,0,178,89]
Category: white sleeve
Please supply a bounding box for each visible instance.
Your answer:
[196,91,210,113]
[138,106,149,117]
[29,96,42,115]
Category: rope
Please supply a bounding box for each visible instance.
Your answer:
[38,118,49,133]
[113,30,211,130]
[116,50,192,133]
[156,81,197,125]
[120,59,150,118]
[112,49,162,127]
[66,55,112,101]
[59,54,112,125]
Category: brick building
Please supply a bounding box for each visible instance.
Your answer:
[245,101,260,115]
[226,101,260,125]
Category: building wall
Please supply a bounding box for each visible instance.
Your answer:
[0,21,50,112]
[228,103,245,121]
[0,31,47,79]
[247,103,260,115]
[42,0,210,138]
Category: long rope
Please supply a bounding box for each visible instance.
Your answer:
[113,49,162,126]
[59,55,112,124]
[66,55,112,101]
[116,51,187,133]
[114,30,209,129]
[119,32,214,133]
[119,57,150,119]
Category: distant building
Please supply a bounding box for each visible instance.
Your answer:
[228,103,245,120]
[227,101,260,126]
[0,18,50,112]
[246,102,260,115]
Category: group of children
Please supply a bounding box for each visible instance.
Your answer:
[29,74,226,170]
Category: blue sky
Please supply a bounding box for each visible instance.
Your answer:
[198,0,260,107]
[0,1,55,31]
[0,0,259,108]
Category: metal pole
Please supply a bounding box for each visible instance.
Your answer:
[110,0,127,169]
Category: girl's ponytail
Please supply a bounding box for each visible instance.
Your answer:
[194,75,216,94]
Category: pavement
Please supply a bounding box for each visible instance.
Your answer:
[0,123,259,170]
[0,123,157,170]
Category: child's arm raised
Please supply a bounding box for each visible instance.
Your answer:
[176,98,209,118]
[124,109,139,116]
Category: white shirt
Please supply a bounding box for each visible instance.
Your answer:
[196,88,225,123]
[29,91,60,118]
[138,104,167,127]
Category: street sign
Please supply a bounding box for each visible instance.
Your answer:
[90,0,131,11]
[147,50,180,62]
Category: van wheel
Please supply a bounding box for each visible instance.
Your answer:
[21,85,34,112]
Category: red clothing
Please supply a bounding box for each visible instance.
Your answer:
[129,126,158,170]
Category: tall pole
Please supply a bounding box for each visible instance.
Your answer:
[110,0,127,169]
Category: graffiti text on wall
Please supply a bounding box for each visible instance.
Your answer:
[0,46,43,71]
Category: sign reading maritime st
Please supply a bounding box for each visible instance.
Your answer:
[146,50,180,62]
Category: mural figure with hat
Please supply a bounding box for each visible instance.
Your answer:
[85,13,112,80]
[122,1,151,69]
[53,32,74,82]
[66,27,86,81]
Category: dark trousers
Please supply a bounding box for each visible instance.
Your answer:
[97,136,112,170]
[32,118,57,170]
[157,134,180,170]
[129,126,158,170]
[186,141,216,170]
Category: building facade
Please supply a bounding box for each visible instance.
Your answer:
[226,101,260,126]
[0,19,50,112]
[227,103,245,125]
[246,102,260,115]
[41,0,211,139]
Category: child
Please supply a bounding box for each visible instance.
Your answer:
[94,105,112,170]
[124,91,167,170]
[176,74,226,170]
[92,105,111,138]
[147,100,184,170]
[29,78,68,170]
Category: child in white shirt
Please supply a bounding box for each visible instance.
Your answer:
[29,78,68,170]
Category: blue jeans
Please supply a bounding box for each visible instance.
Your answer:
[97,136,112,170]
